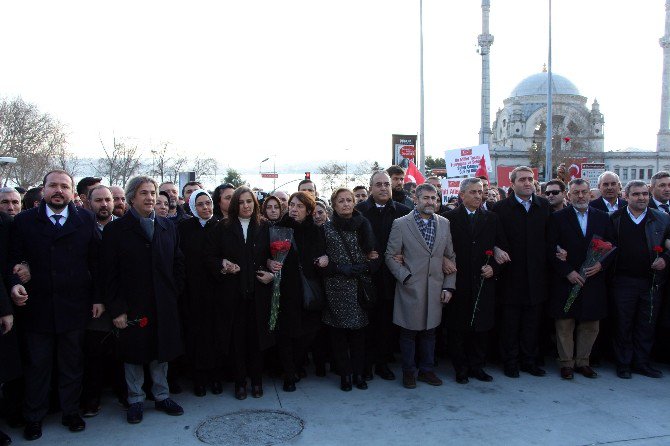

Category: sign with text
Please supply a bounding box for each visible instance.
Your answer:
[444,144,492,178]
[392,134,417,167]
[496,166,539,188]
[581,163,605,187]
[440,178,463,204]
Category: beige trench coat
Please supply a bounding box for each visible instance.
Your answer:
[385,212,456,331]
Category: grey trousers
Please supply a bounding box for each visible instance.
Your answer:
[124,361,169,404]
[555,319,599,368]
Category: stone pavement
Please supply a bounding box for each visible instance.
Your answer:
[5,360,670,446]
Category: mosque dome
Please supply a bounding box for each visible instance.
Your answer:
[510,72,580,97]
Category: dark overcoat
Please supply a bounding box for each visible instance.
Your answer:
[0,211,20,383]
[490,193,551,306]
[444,206,507,331]
[9,201,98,334]
[178,216,229,369]
[546,206,615,321]
[103,211,185,364]
[355,197,411,301]
[589,197,627,213]
[204,217,275,352]
[275,214,326,338]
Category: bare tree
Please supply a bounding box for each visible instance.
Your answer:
[190,155,218,179]
[53,146,82,178]
[95,137,143,187]
[318,161,345,197]
[0,97,68,188]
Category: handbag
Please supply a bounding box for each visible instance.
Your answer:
[334,227,377,310]
[293,238,326,311]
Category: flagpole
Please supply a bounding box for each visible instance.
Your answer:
[419,0,425,173]
[545,0,553,180]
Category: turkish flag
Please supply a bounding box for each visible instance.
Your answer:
[404,160,425,185]
[474,155,488,180]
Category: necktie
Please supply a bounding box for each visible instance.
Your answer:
[661,204,669,214]
[52,215,63,228]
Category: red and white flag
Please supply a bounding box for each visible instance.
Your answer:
[474,155,488,180]
[404,160,425,185]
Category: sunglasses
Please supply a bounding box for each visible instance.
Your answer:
[545,190,562,196]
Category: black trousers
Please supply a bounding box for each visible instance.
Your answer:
[611,276,661,367]
[231,299,263,386]
[329,327,365,377]
[81,330,126,407]
[500,304,542,367]
[277,331,315,380]
[365,298,395,368]
[449,329,488,372]
[23,330,84,422]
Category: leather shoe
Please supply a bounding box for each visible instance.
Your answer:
[23,422,42,441]
[469,368,493,382]
[520,364,546,377]
[353,375,368,390]
[0,430,11,446]
[455,372,469,384]
[211,381,223,395]
[617,367,632,379]
[402,371,416,389]
[375,364,396,381]
[155,398,184,416]
[251,385,263,398]
[575,366,598,379]
[504,365,519,378]
[282,378,296,392]
[632,364,663,378]
[81,402,100,418]
[62,414,86,432]
[340,375,353,391]
[363,368,374,381]
[194,384,206,397]
[235,385,248,400]
[417,371,443,386]
[127,402,143,424]
[560,367,574,380]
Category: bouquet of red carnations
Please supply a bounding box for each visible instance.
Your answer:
[564,236,615,313]
[268,226,293,330]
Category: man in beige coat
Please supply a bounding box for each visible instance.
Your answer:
[385,183,456,389]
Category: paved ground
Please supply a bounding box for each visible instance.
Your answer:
[4,360,670,446]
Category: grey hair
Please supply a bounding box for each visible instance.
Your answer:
[568,178,590,189]
[415,183,437,197]
[87,184,111,200]
[125,176,158,206]
[459,177,482,193]
[651,171,670,187]
[597,170,620,186]
[369,171,390,187]
[624,180,648,196]
[0,187,19,195]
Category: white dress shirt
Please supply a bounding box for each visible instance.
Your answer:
[46,205,69,226]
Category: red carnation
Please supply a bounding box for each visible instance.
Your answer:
[485,250,494,257]
[564,137,571,143]
[270,240,291,257]
[139,317,149,328]
[653,245,663,253]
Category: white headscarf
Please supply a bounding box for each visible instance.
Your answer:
[188,189,213,227]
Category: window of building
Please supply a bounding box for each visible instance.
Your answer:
[631,169,637,180]
[648,169,654,179]
[614,168,620,177]
[639,169,645,180]
[623,169,628,181]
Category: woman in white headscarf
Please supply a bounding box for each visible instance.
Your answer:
[177,189,224,397]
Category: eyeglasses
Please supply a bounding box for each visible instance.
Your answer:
[545,190,562,196]
[374,182,391,188]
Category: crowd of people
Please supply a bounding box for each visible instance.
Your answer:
[1,163,670,444]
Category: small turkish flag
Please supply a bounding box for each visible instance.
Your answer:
[474,155,489,180]
[404,161,425,185]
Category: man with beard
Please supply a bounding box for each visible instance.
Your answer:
[109,186,127,217]
[0,188,21,216]
[545,180,567,212]
[648,171,670,214]
[590,171,627,213]
[385,183,456,389]
[9,170,101,441]
[352,185,368,204]
[182,181,203,216]
[76,177,102,210]
[386,165,414,208]
[160,182,189,222]
[356,172,411,380]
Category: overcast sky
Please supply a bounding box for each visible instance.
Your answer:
[0,1,665,171]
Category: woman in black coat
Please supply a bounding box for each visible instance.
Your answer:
[205,186,275,400]
[178,189,222,396]
[1,276,20,446]
[322,188,378,391]
[268,192,328,392]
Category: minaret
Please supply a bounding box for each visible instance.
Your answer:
[659,0,670,151]
[478,0,494,146]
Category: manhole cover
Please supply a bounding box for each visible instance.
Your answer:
[195,409,304,445]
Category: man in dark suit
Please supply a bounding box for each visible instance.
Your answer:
[648,171,670,214]
[589,171,627,213]
[610,180,670,379]
[490,166,551,378]
[356,171,411,380]
[9,169,101,441]
[103,176,185,424]
[547,178,615,380]
[444,178,507,384]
